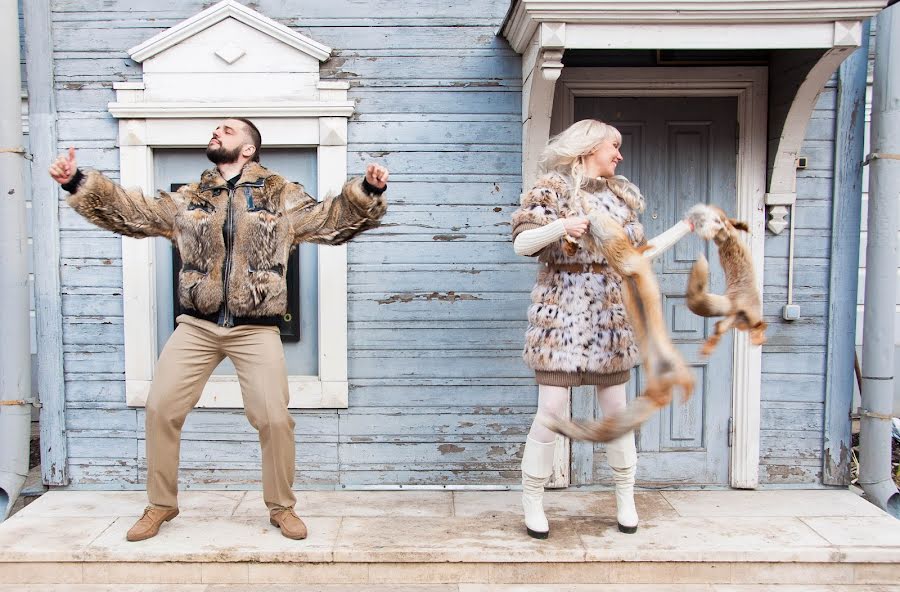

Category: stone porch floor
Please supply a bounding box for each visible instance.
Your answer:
[0,489,897,587]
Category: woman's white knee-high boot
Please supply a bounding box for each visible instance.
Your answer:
[521,436,556,539]
[606,431,638,534]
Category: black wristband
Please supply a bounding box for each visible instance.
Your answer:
[362,178,386,196]
[61,169,85,193]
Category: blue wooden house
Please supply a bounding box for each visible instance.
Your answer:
[17,0,888,494]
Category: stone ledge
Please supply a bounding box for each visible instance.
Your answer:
[2,561,898,585]
[1,489,897,586]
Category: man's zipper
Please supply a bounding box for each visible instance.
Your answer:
[215,179,265,328]
[221,186,235,327]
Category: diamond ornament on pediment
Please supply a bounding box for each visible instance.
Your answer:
[215,42,246,65]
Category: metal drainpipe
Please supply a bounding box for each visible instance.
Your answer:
[0,0,33,522]
[859,2,900,518]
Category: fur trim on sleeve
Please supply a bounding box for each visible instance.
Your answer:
[286,176,387,246]
[66,169,180,239]
[342,176,388,222]
[511,172,568,241]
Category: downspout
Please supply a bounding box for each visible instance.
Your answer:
[859,1,900,518]
[0,0,33,522]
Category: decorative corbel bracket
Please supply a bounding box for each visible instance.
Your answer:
[521,22,567,187]
[539,22,566,81]
[540,49,565,81]
[765,192,796,234]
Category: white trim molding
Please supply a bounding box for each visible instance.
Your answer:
[110,4,352,409]
[501,1,886,53]
[129,0,331,63]
[553,67,769,489]
[107,101,355,120]
[521,23,568,187]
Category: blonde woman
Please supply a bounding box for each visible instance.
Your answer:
[511,119,647,539]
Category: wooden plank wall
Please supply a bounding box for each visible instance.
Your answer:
[45,0,845,489]
[758,76,837,486]
[823,29,869,486]
[50,0,532,488]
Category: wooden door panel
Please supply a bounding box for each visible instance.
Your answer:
[573,96,737,485]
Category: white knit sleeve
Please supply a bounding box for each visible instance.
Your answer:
[643,220,692,260]
[514,219,567,256]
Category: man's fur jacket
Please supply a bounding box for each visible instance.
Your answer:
[511,172,646,387]
[67,162,386,320]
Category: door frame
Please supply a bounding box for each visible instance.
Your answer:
[553,67,768,489]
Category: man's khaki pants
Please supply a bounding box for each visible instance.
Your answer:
[146,314,296,512]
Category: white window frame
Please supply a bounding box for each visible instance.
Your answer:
[107,1,354,409]
[109,90,353,409]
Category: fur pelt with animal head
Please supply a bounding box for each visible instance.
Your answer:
[684,204,766,355]
[541,206,694,444]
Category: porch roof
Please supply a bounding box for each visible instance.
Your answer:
[501,1,889,52]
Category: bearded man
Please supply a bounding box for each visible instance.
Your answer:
[50,117,388,541]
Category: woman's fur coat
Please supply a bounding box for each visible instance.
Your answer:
[511,172,646,384]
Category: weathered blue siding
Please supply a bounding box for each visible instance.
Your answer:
[49,0,529,488]
[758,79,837,485]
[32,0,854,489]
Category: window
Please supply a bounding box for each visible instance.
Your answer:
[167,185,302,342]
[153,149,319,378]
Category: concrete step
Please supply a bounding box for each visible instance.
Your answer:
[0,586,898,591]
[4,560,897,586]
[1,490,898,586]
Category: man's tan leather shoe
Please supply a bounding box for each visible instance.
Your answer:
[270,508,308,540]
[126,506,179,542]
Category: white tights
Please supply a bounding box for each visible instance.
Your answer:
[527,383,628,443]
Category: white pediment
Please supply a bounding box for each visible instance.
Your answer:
[128,0,331,63]
[123,1,338,103]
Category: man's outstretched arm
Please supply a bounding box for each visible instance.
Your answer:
[286,163,389,245]
[50,147,180,240]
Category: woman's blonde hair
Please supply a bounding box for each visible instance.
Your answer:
[538,119,622,194]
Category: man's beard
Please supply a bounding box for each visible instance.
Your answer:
[206,143,243,165]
